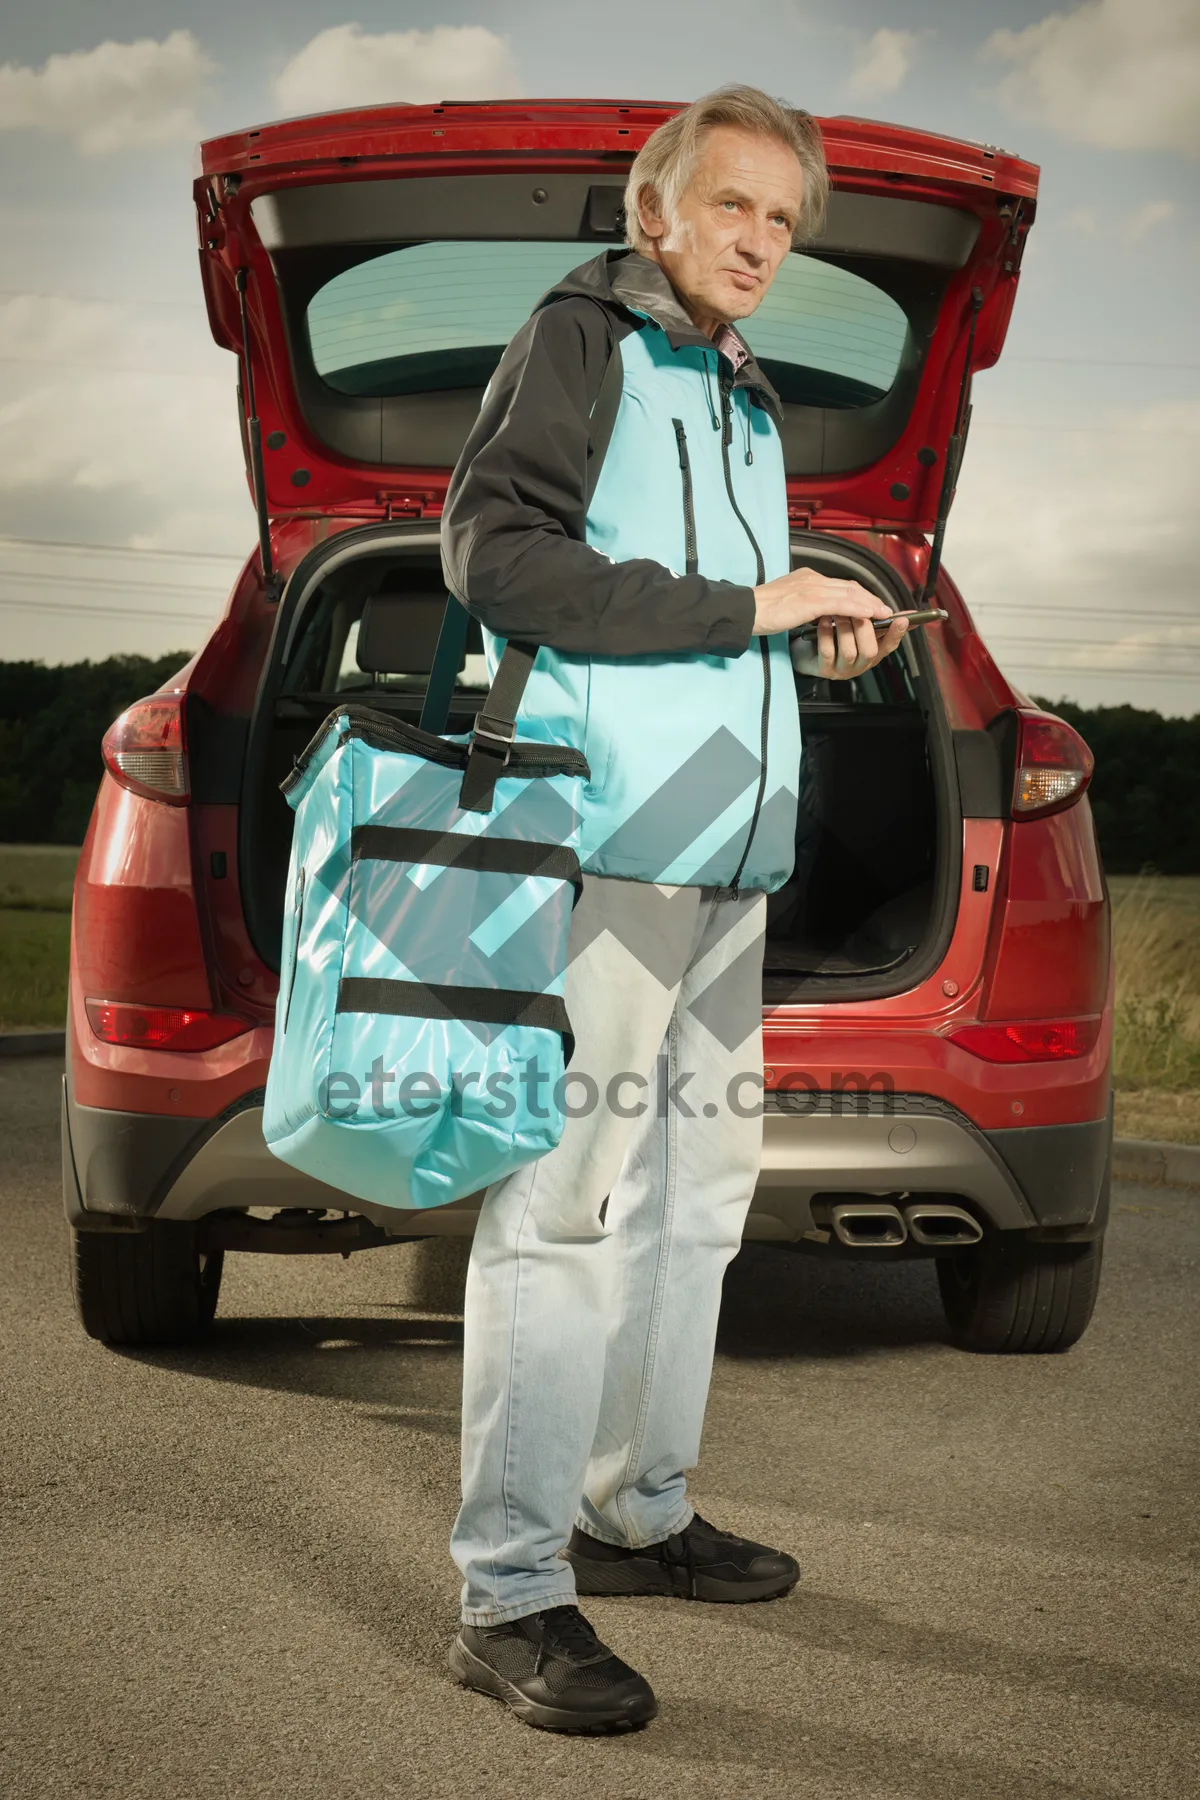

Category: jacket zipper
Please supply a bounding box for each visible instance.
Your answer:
[718,370,770,896]
[671,418,699,576]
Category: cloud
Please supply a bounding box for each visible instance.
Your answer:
[0,294,248,553]
[0,292,250,661]
[274,23,520,115]
[983,0,1200,154]
[847,28,920,99]
[0,31,213,155]
[1067,199,1176,239]
[949,398,1200,705]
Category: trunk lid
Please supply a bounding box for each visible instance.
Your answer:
[196,100,1037,530]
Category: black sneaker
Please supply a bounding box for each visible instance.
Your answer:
[447,1604,658,1734]
[565,1513,799,1604]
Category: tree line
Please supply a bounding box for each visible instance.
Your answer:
[0,655,1195,872]
[1030,697,1200,876]
[0,654,191,847]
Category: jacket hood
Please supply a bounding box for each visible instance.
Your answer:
[538,249,785,424]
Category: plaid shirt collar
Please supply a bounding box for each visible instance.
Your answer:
[711,321,750,373]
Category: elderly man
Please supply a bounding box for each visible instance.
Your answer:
[440,84,908,1732]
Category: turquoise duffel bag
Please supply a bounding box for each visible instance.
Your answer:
[262,623,589,1212]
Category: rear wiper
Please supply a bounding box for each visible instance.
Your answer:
[235,267,284,605]
[918,285,984,605]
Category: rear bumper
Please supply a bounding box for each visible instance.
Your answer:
[756,1093,1112,1242]
[63,1084,1112,1245]
[61,1078,267,1229]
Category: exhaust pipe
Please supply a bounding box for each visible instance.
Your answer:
[904,1203,983,1247]
[829,1202,908,1248]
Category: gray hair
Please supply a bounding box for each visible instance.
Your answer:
[623,85,828,253]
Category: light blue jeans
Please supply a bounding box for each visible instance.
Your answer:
[452,876,766,1625]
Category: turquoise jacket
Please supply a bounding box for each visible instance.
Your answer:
[441,249,801,893]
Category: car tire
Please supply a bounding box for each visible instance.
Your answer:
[70,1221,224,1346]
[936,1234,1104,1354]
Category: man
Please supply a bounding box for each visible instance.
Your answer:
[439,84,908,1733]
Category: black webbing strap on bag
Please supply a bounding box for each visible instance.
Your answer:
[417,594,538,813]
[451,300,625,815]
[418,598,470,736]
[457,638,539,813]
[337,976,575,1062]
[416,587,538,804]
[350,823,582,895]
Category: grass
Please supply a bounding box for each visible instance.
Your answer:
[1113,1089,1200,1146]
[1108,874,1200,1144]
[0,909,71,1029]
[0,845,78,1028]
[1,848,1198,1140]
[0,843,80,912]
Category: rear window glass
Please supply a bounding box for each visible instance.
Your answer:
[305,243,909,409]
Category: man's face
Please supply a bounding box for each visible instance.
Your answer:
[638,124,804,328]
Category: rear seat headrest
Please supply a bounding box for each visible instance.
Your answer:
[356,591,454,675]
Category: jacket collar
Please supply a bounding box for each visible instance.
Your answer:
[546,249,784,425]
[609,253,783,424]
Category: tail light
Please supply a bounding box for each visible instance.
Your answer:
[101,694,188,805]
[948,1018,1102,1063]
[1011,712,1093,819]
[86,999,252,1052]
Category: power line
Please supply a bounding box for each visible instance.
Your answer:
[979,629,1200,645]
[978,423,1200,437]
[0,288,202,309]
[995,666,1200,682]
[1004,355,1200,370]
[0,595,214,623]
[0,356,223,379]
[970,609,1199,626]
[970,599,1200,611]
[990,652,1200,665]
[980,632,1200,647]
[2,576,1194,648]
[1,568,234,601]
[0,535,243,564]
[1,594,1188,648]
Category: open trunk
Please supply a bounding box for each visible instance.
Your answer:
[203,104,1027,1004]
[239,527,959,1003]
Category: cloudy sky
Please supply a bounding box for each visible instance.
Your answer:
[0,0,1197,714]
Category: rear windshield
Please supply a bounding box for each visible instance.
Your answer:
[306,242,909,410]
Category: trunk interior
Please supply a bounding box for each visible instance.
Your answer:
[239,532,955,1001]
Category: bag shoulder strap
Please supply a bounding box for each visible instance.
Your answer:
[455,300,624,813]
[418,599,470,735]
[456,640,538,812]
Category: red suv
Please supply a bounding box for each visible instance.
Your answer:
[63,101,1111,1354]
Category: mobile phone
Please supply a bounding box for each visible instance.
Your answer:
[791,607,948,642]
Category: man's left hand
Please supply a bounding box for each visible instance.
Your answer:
[791,613,910,680]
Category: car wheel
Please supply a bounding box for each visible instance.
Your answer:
[70,1221,224,1346]
[936,1234,1104,1354]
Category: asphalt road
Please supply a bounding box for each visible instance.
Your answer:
[2,1056,1197,1800]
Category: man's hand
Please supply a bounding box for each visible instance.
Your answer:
[753,566,909,680]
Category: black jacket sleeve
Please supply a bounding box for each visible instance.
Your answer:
[439,297,756,657]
